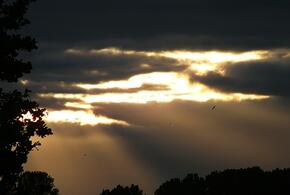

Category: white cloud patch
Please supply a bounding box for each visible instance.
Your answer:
[45,110,129,126]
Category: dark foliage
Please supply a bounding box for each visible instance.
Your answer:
[101,184,144,195]
[15,171,59,195]
[155,167,290,195]
[0,89,52,193]
[155,173,206,195]
[100,167,290,195]
[0,0,54,194]
[0,0,37,82]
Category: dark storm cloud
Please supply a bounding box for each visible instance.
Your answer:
[33,96,70,110]
[26,0,290,51]
[193,59,290,97]
[23,45,185,85]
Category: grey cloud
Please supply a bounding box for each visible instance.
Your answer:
[18,44,187,106]
[193,59,290,97]
[28,81,170,94]
[30,82,170,110]
[24,45,185,86]
[33,96,77,110]
[26,0,290,51]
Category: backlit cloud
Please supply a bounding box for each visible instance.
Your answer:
[66,48,268,76]
[46,110,129,126]
[32,48,273,126]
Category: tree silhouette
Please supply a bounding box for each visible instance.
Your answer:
[100,184,144,195]
[15,171,59,195]
[155,167,290,195]
[0,0,37,82]
[205,167,290,195]
[0,0,53,194]
[0,89,52,193]
[155,174,206,195]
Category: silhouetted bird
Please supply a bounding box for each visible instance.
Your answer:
[211,105,216,110]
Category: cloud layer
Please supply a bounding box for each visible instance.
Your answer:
[27,0,290,50]
[194,57,290,97]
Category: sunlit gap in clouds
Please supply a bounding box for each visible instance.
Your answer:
[45,110,128,126]
[70,72,269,103]
[40,48,270,126]
[40,72,268,107]
[40,72,268,105]
[66,47,269,76]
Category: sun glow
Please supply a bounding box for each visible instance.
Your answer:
[64,102,93,109]
[45,110,128,126]
[41,72,269,104]
[66,47,267,63]
[75,72,184,90]
[159,50,267,63]
[159,50,268,76]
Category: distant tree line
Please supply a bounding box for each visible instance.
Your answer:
[101,184,143,195]
[102,167,290,195]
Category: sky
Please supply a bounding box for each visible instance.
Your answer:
[18,0,290,194]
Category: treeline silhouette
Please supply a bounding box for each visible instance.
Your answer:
[101,184,143,195]
[102,167,290,195]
